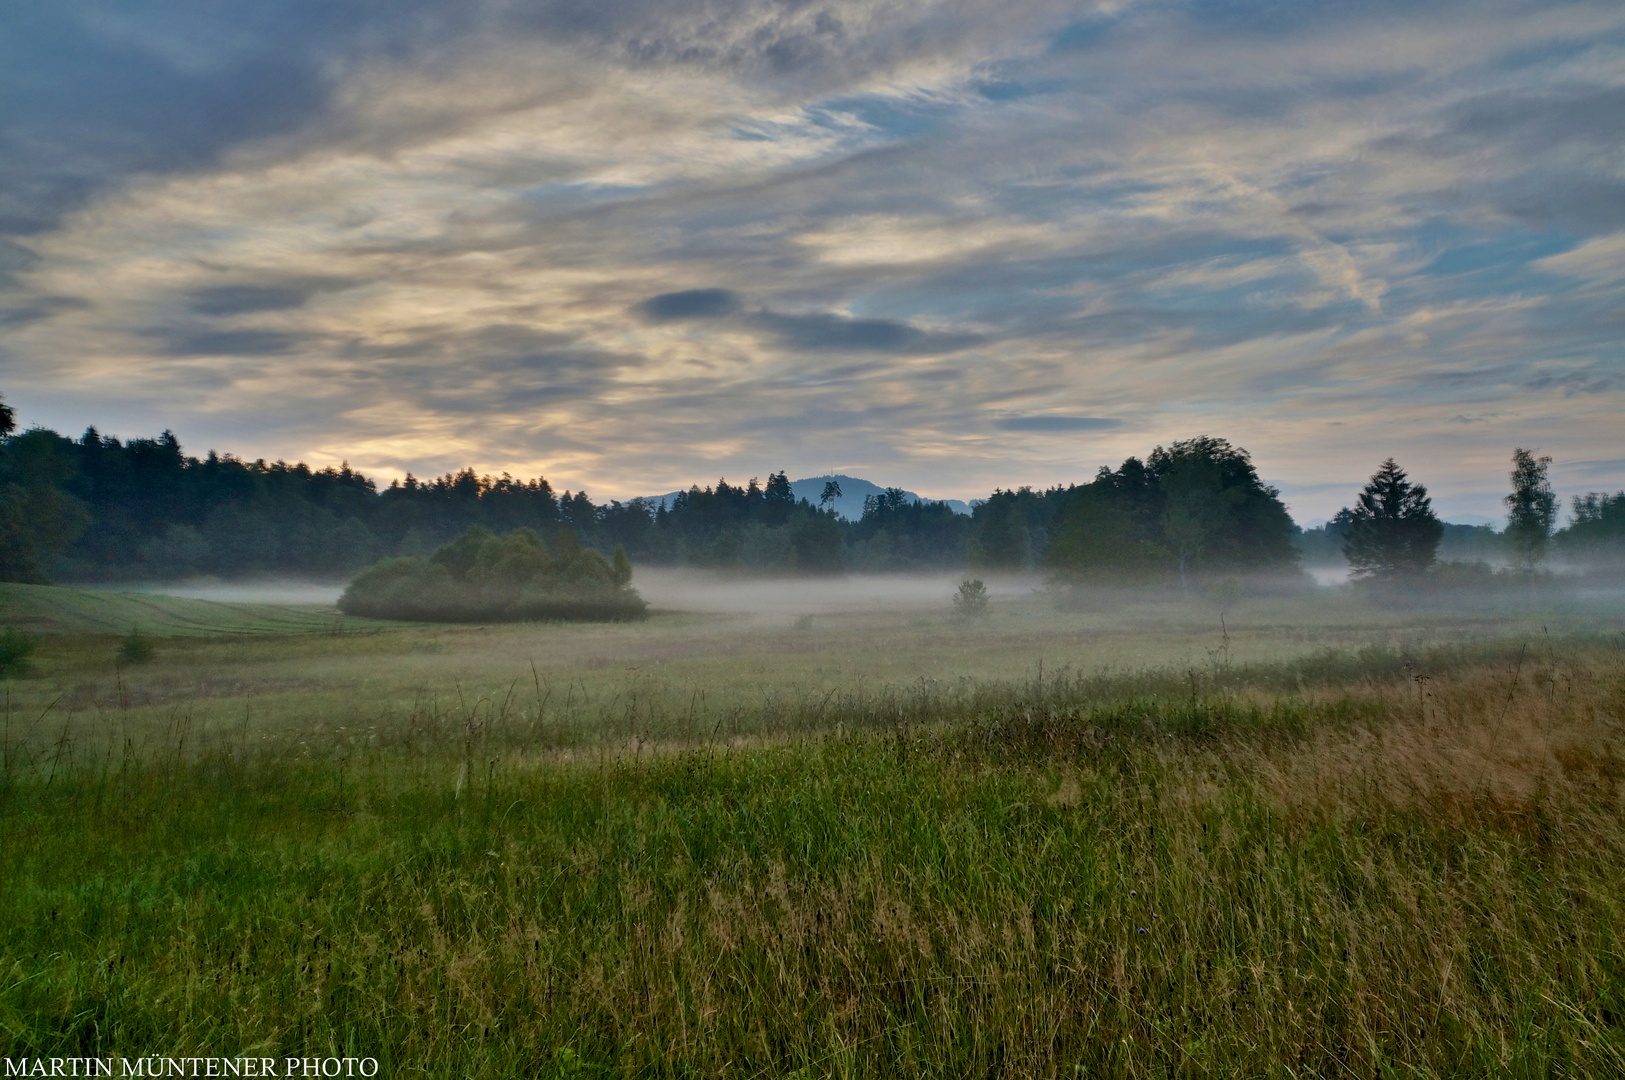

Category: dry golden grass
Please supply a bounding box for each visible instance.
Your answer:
[3,606,1624,1075]
[1262,648,1624,828]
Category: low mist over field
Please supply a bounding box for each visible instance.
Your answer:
[118,570,1047,618]
[119,580,347,606]
[3,0,1623,1071]
[601,568,1047,618]
[4,572,1625,1074]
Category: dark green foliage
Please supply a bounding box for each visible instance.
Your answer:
[14,426,387,582]
[968,488,1041,568]
[1340,459,1444,580]
[1505,448,1557,572]
[0,427,88,582]
[643,473,812,568]
[849,489,969,569]
[339,527,646,622]
[789,513,844,574]
[0,404,1326,583]
[1152,436,1298,579]
[762,471,794,510]
[428,524,495,581]
[952,577,989,617]
[118,626,155,665]
[1044,482,1164,581]
[1299,517,1502,566]
[1047,437,1298,584]
[0,626,36,677]
[1558,491,1625,569]
[137,523,210,577]
[1438,521,1504,562]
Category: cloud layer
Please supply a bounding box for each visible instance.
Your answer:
[2,0,1622,520]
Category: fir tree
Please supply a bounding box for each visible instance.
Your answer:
[1340,459,1443,580]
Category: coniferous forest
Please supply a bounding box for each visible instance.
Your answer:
[1,396,1621,584]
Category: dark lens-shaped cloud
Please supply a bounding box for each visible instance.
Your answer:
[995,416,1122,432]
[164,329,300,356]
[0,6,338,243]
[758,311,979,353]
[186,279,359,316]
[0,294,90,327]
[637,288,741,321]
[637,293,978,355]
[189,285,308,316]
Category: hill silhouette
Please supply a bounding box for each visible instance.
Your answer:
[645,475,971,521]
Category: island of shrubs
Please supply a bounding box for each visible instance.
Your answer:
[338,526,646,622]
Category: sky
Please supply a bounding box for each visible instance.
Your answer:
[1,0,1622,524]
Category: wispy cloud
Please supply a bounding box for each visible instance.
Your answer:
[0,0,1621,519]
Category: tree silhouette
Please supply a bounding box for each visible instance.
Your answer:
[968,488,1033,569]
[1558,491,1625,568]
[952,578,989,617]
[1148,437,1296,575]
[1505,448,1557,573]
[791,514,844,574]
[819,480,842,510]
[1341,459,1443,580]
[1158,455,1238,589]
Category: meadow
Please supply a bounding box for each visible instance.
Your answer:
[1,574,1622,1077]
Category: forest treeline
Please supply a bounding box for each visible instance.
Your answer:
[1,396,1621,584]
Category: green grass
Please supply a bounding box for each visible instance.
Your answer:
[0,583,363,637]
[1,647,1622,1075]
[1,585,1623,1075]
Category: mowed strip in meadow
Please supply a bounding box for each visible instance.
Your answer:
[0,583,358,637]
[1,582,1623,1075]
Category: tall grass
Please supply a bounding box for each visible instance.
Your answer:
[1,641,1622,1076]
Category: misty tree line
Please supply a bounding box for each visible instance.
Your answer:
[1292,449,1625,584]
[1,395,1621,584]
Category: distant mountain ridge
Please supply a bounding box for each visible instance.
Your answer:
[643,474,972,521]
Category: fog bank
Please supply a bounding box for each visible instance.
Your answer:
[118,581,346,606]
[111,571,1044,618]
[632,570,1043,617]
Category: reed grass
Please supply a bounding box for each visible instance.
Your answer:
[2,638,1622,1076]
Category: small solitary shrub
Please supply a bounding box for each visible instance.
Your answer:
[953,578,990,618]
[119,627,155,665]
[0,627,37,678]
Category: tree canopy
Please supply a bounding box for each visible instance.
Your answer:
[1505,448,1558,572]
[14,398,1609,587]
[1045,437,1298,585]
[339,526,645,622]
[1340,459,1444,581]
[1558,492,1625,568]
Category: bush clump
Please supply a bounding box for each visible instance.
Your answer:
[118,626,155,665]
[338,527,647,622]
[0,627,37,678]
[953,578,990,618]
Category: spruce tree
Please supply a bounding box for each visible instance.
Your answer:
[1341,459,1443,580]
